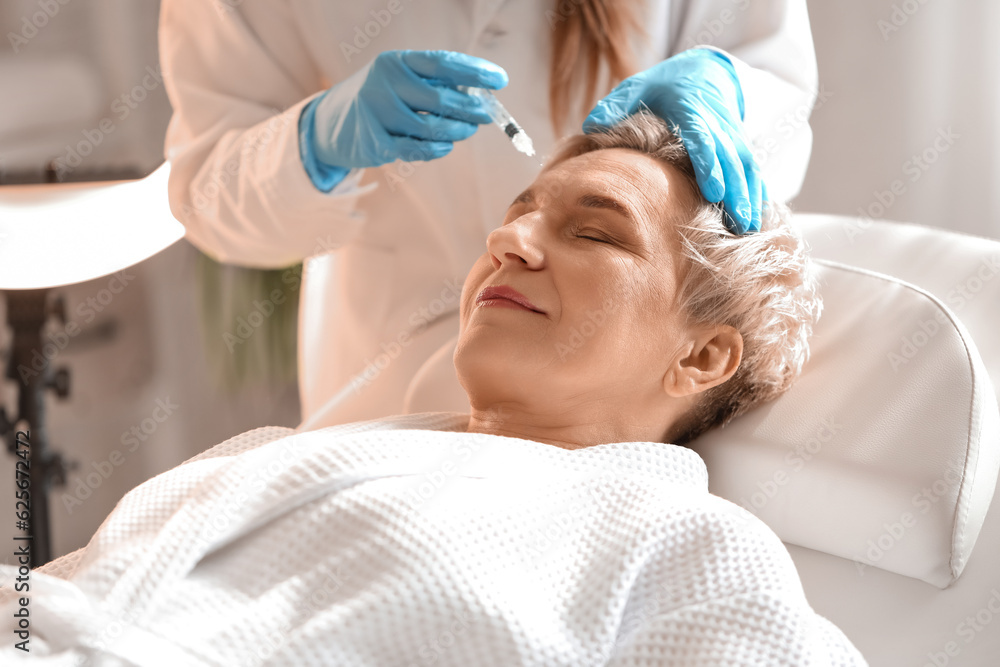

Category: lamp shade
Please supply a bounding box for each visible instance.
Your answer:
[0,162,184,290]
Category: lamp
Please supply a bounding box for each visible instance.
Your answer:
[0,162,184,566]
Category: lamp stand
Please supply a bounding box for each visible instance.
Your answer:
[1,289,74,568]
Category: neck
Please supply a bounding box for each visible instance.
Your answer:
[464,401,675,449]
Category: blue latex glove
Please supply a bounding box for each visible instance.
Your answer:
[583,48,762,234]
[299,50,508,192]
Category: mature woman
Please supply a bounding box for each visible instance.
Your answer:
[0,115,863,665]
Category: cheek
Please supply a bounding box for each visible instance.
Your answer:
[560,258,639,342]
[578,263,670,358]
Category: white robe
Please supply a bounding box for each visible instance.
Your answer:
[0,413,866,665]
[157,0,819,428]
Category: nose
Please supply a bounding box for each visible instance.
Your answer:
[486,213,545,270]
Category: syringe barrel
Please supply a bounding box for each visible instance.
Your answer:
[457,85,535,157]
[458,86,513,130]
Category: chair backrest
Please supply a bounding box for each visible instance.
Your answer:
[689,257,999,588]
[780,213,1000,665]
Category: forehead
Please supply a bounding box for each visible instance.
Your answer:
[535,148,693,224]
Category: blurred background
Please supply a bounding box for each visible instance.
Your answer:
[0,0,997,565]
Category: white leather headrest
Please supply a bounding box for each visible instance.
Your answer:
[689,260,1000,588]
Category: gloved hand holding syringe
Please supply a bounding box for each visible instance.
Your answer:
[299,50,536,192]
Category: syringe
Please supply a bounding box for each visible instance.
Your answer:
[458,86,535,157]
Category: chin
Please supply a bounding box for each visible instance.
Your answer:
[455,331,537,398]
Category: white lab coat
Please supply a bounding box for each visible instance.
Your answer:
[159,0,818,429]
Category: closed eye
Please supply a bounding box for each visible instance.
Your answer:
[570,215,618,246]
[577,232,613,244]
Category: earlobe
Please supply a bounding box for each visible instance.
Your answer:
[663,327,743,398]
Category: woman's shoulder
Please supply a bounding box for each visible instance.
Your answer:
[608,469,796,565]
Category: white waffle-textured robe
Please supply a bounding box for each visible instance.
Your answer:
[0,413,866,665]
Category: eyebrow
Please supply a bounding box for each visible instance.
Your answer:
[511,189,535,206]
[577,193,635,223]
[510,189,636,224]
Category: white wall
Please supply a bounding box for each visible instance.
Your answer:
[797,0,1000,240]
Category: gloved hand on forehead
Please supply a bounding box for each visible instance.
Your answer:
[299,49,508,192]
[583,48,764,235]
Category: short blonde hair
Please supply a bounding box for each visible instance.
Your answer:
[545,112,823,444]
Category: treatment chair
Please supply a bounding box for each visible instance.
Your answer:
[299,212,1000,667]
[769,215,1000,667]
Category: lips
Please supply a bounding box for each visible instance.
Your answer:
[476,285,545,314]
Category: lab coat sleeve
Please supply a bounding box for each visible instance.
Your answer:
[668,0,820,202]
[158,0,376,268]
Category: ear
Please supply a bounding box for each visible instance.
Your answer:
[663,326,743,398]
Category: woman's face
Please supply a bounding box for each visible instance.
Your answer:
[455,147,701,417]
